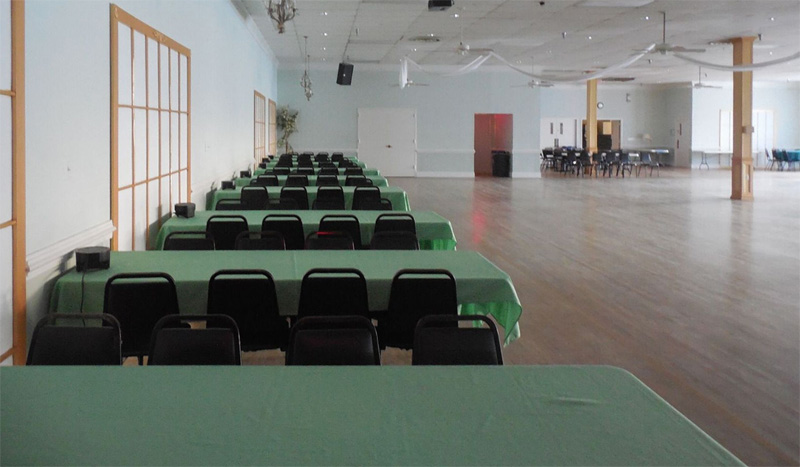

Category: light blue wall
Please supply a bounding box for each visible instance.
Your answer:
[278,68,541,176]
[26,0,278,253]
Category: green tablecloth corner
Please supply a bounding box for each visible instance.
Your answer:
[461,301,522,346]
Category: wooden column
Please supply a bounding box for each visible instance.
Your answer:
[731,37,755,200]
[586,79,598,154]
[11,0,26,365]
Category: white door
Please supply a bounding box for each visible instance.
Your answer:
[539,118,578,148]
[358,108,417,177]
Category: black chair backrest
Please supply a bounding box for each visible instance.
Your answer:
[27,313,122,365]
[316,175,340,186]
[319,214,362,247]
[148,314,241,365]
[286,316,380,366]
[206,215,249,250]
[319,162,337,170]
[352,186,382,210]
[271,167,291,176]
[370,231,419,250]
[252,175,279,187]
[215,199,244,211]
[163,231,215,250]
[354,198,392,211]
[378,269,458,350]
[375,213,416,235]
[318,167,338,176]
[412,315,503,365]
[305,231,355,250]
[345,176,373,187]
[344,167,364,176]
[103,273,180,362]
[296,167,314,176]
[235,230,286,250]
[280,186,309,210]
[240,186,269,210]
[276,161,293,168]
[641,152,653,164]
[314,153,329,162]
[262,214,305,250]
[331,153,344,162]
[298,268,369,319]
[286,175,309,187]
[313,186,345,210]
[207,269,288,351]
[265,198,299,210]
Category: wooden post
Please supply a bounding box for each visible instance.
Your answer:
[11,0,26,364]
[731,37,755,200]
[586,79,598,155]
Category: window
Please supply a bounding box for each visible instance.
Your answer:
[0,0,25,364]
[254,90,266,165]
[268,99,277,157]
[110,5,191,251]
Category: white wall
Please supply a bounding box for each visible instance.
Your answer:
[24,0,278,336]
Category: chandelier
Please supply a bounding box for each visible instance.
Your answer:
[300,36,313,101]
[266,0,296,34]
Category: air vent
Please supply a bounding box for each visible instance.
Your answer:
[408,35,441,43]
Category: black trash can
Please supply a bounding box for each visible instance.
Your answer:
[492,151,512,177]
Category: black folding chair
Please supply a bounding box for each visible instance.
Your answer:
[352,186,382,210]
[374,213,416,235]
[280,186,309,210]
[370,231,419,250]
[297,268,369,320]
[412,315,503,365]
[215,199,244,211]
[240,186,269,210]
[103,272,180,365]
[206,215,249,250]
[27,313,122,365]
[305,231,355,250]
[312,186,345,210]
[286,316,380,366]
[251,175,279,187]
[345,176,373,187]
[319,214,362,248]
[315,175,340,186]
[262,214,305,250]
[163,231,215,250]
[207,270,288,351]
[235,230,286,250]
[148,314,241,365]
[286,175,309,187]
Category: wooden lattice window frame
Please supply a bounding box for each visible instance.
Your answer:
[268,99,277,157]
[110,4,191,251]
[0,0,26,364]
[254,90,266,166]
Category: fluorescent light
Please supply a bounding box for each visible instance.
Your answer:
[578,0,654,7]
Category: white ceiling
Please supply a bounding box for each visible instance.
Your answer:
[238,0,800,84]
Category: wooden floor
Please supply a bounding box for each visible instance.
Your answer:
[243,168,799,466]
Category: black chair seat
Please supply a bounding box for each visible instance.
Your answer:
[148,314,241,365]
[27,314,122,365]
[286,316,380,366]
[412,315,503,365]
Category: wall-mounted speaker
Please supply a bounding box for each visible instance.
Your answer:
[337,63,354,86]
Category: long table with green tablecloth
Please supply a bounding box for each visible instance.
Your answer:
[265,159,366,168]
[235,174,388,188]
[255,167,382,176]
[209,186,410,211]
[0,366,744,466]
[49,250,520,344]
[153,210,456,250]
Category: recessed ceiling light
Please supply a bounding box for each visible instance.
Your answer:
[322,32,328,36]
[322,58,326,61]
[644,15,650,20]
[453,13,459,18]
[429,33,435,37]
[321,47,326,50]
[769,51,773,55]
[587,35,592,40]
[770,17,775,21]
[516,60,522,64]
[562,31,567,38]
[321,11,328,16]
[413,48,417,52]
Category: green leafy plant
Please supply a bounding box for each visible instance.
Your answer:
[276,106,298,153]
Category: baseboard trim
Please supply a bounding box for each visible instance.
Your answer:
[26,220,116,280]
[416,172,475,178]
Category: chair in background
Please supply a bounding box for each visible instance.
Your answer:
[593,152,609,177]
[315,153,329,162]
[577,150,595,177]
[270,167,291,176]
[262,214,305,250]
[251,175,279,187]
[297,268,370,320]
[370,231,419,250]
[235,230,286,250]
[240,186,269,210]
[618,152,634,178]
[148,314,241,365]
[280,186,309,210]
[344,167,364,176]
[352,186,382,210]
[103,272,180,365]
[305,231,355,250]
[606,151,621,177]
[782,149,796,171]
[315,175,339,186]
[295,167,314,176]
[540,148,555,171]
[412,315,503,366]
[285,316,380,366]
[275,160,293,168]
[377,269,458,350]
[286,175,309,187]
[318,167,338,176]
[206,215,249,250]
[312,186,346,210]
[207,269,288,351]
[637,152,660,177]
[345,176,373,187]
[27,313,122,365]
[319,214,362,247]
[331,153,345,163]
[374,213,416,236]
[562,151,579,176]
[163,231,215,250]
[215,199,243,211]
[265,198,299,210]
[355,198,392,210]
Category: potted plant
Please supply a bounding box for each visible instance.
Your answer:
[277,106,298,154]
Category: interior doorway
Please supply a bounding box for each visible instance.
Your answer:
[582,119,621,150]
[474,113,513,176]
[357,108,417,177]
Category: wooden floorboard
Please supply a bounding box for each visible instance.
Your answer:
[385,168,799,466]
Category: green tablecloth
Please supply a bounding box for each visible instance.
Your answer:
[255,167,382,176]
[209,186,410,211]
[0,366,744,466]
[49,250,520,344]
[265,160,366,168]
[235,175,388,188]
[154,211,456,250]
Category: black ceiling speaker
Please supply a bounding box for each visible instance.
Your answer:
[428,0,453,11]
[337,63,354,86]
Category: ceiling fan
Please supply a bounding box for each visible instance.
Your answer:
[455,26,493,56]
[690,67,721,89]
[650,11,706,55]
